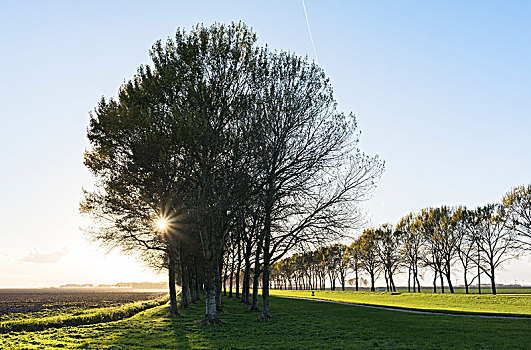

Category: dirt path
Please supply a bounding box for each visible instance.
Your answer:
[277,295,531,320]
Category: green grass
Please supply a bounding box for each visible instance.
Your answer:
[391,288,531,294]
[270,289,531,316]
[1,296,530,349]
[0,297,169,333]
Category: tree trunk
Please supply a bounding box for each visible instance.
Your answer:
[433,270,437,293]
[389,273,396,292]
[229,249,235,298]
[223,265,228,297]
[370,271,375,292]
[204,256,219,324]
[439,269,445,293]
[242,261,251,305]
[168,249,179,317]
[446,272,454,294]
[251,239,262,311]
[407,265,415,293]
[261,202,273,320]
[355,265,359,291]
[477,247,481,295]
[236,238,241,299]
[180,252,190,309]
[413,262,420,293]
[190,264,199,303]
[490,265,497,295]
[464,268,469,294]
[215,256,223,311]
[340,272,345,291]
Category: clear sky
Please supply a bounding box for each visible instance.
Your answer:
[1,1,530,287]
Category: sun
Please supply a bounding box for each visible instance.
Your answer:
[155,218,168,230]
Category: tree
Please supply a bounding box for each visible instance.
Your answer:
[83,21,383,323]
[84,22,262,323]
[357,229,381,291]
[503,184,531,251]
[453,207,479,294]
[250,49,383,319]
[347,241,362,291]
[397,213,422,293]
[430,206,458,293]
[81,64,195,316]
[473,204,520,295]
[328,244,351,291]
[374,224,403,292]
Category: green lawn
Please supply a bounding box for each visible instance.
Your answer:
[394,288,531,295]
[1,296,530,349]
[270,289,531,316]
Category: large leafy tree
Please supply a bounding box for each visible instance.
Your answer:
[83,22,261,323]
[357,229,381,291]
[83,22,383,323]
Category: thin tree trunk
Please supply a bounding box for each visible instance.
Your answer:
[439,268,445,293]
[229,249,235,298]
[446,272,454,293]
[168,248,179,317]
[355,265,359,291]
[215,256,223,311]
[180,252,190,308]
[236,238,241,299]
[242,261,251,305]
[190,263,198,303]
[477,246,482,295]
[251,237,262,311]
[490,265,497,295]
[407,265,415,293]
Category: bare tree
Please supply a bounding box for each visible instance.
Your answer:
[374,224,403,292]
[472,204,520,295]
[503,184,531,251]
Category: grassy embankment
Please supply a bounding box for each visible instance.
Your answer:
[270,289,531,316]
[0,296,169,333]
[390,288,531,294]
[1,295,530,349]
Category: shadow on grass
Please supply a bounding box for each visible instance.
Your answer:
[103,295,531,350]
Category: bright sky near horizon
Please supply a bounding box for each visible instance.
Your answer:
[1,1,530,288]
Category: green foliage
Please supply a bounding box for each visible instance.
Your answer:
[2,296,530,349]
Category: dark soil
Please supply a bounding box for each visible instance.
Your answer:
[0,289,167,315]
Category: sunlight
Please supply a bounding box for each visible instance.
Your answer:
[155,218,168,231]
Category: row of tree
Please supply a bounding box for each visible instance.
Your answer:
[268,184,531,295]
[81,22,383,323]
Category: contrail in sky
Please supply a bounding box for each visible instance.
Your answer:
[301,0,319,64]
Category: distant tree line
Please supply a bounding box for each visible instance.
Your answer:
[81,22,383,323]
[267,184,531,295]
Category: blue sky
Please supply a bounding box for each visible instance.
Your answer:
[1,1,530,287]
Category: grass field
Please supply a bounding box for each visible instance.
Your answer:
[0,289,168,333]
[393,288,531,294]
[1,295,530,349]
[0,289,167,322]
[270,289,531,316]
